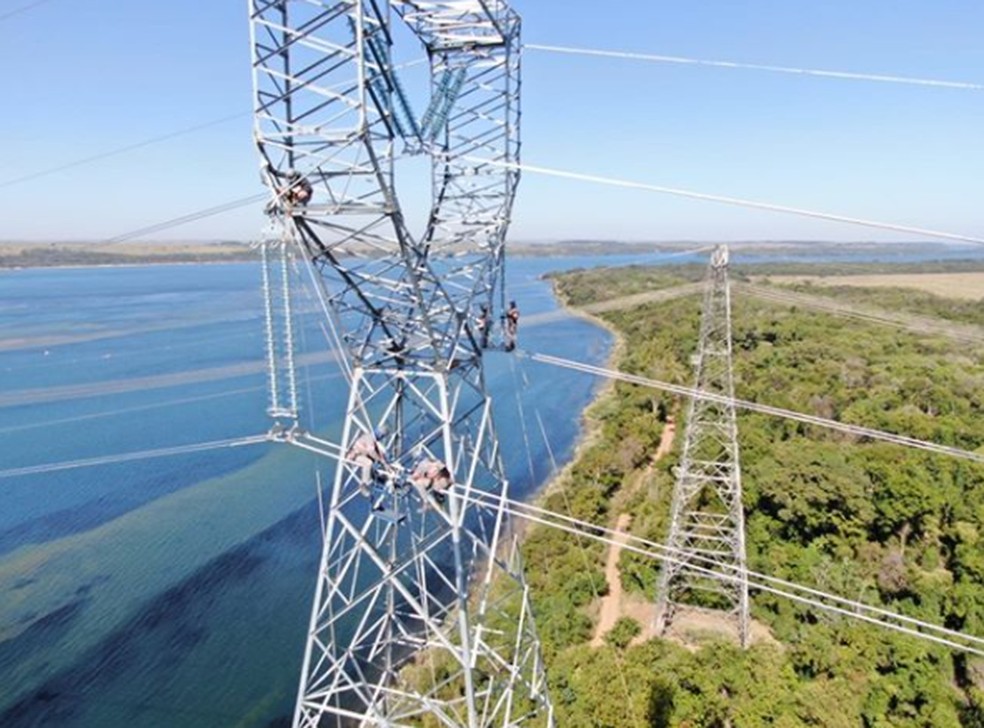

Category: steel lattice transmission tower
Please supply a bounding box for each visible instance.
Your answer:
[653,245,750,648]
[249,1,553,726]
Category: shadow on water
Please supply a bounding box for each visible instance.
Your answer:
[0,452,264,558]
[0,598,89,675]
[0,502,321,728]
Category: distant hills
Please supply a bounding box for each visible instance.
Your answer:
[0,239,977,269]
[0,241,256,268]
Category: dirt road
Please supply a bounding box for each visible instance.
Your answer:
[591,419,676,646]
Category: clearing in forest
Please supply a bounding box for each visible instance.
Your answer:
[759,272,984,300]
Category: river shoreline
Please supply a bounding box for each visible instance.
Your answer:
[520,278,626,515]
[6,240,983,273]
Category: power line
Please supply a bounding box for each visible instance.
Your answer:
[0,0,56,22]
[249,426,984,656]
[0,434,269,480]
[100,147,984,248]
[270,427,984,656]
[11,424,980,656]
[521,350,984,464]
[0,384,264,435]
[8,92,969,247]
[0,112,249,189]
[497,491,984,651]
[274,430,984,655]
[0,368,346,435]
[737,283,984,346]
[463,489,984,657]
[0,61,423,189]
[525,43,984,92]
[102,193,267,243]
[465,156,984,246]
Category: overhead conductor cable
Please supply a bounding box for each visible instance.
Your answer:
[525,43,984,91]
[464,156,984,246]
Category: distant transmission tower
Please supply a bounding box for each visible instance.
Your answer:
[250,2,552,726]
[653,245,750,647]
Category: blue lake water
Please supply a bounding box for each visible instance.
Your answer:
[0,255,642,728]
[0,246,981,727]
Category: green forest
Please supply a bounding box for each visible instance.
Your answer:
[521,264,984,727]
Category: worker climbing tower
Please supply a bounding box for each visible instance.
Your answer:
[653,245,750,647]
[249,1,552,725]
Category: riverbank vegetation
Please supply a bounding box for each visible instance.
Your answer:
[525,264,984,726]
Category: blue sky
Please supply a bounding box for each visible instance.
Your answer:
[1,0,981,243]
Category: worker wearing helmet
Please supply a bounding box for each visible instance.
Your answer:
[285,170,313,207]
[348,424,389,494]
[263,166,314,214]
[475,304,491,349]
[410,457,452,504]
[504,300,520,352]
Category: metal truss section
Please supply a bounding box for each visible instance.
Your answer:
[394,1,521,315]
[653,245,750,648]
[250,2,550,725]
[280,363,551,726]
[250,0,521,368]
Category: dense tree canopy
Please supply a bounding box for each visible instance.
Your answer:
[524,266,984,726]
